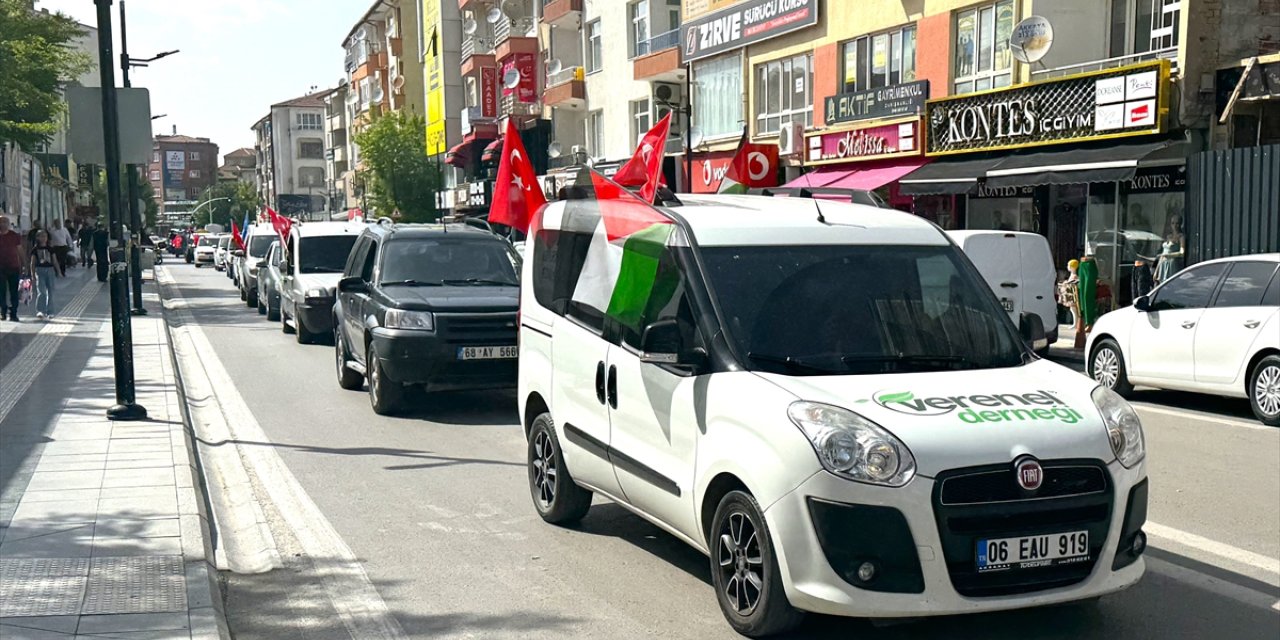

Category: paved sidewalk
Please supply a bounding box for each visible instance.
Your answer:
[0,275,224,639]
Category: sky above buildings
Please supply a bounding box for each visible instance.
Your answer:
[38,0,360,160]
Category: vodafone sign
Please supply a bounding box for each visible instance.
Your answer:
[686,146,779,193]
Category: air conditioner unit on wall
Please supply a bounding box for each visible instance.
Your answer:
[652,82,682,123]
[778,121,804,156]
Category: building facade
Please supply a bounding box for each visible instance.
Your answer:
[217,148,258,186]
[149,134,220,220]
[323,85,353,215]
[252,92,329,216]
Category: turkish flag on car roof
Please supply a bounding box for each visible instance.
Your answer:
[267,207,292,242]
[613,112,671,204]
[230,221,245,251]
[489,119,547,233]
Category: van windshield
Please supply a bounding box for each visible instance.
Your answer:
[248,234,275,256]
[699,244,1027,375]
[300,235,359,274]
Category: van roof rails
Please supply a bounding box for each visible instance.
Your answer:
[376,216,394,226]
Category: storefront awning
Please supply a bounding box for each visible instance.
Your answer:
[783,167,846,188]
[445,142,471,168]
[898,156,1006,195]
[821,158,930,191]
[983,140,1185,189]
[480,139,503,163]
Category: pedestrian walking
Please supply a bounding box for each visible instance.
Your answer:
[79,221,95,267]
[93,225,109,282]
[0,214,27,322]
[49,219,73,276]
[30,230,57,320]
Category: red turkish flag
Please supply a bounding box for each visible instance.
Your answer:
[267,207,292,242]
[230,222,245,250]
[613,112,671,203]
[489,119,547,232]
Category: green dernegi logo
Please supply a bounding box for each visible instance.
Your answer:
[869,390,1087,424]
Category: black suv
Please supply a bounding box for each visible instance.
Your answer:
[333,223,522,415]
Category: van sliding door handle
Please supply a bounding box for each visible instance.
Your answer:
[1180,321,1196,329]
[1244,320,1261,329]
[1000,282,1018,288]
[606,365,618,409]
[594,362,606,405]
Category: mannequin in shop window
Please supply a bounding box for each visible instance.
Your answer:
[1154,214,1185,283]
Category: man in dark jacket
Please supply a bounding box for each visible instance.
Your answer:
[78,222,95,267]
[94,225,109,282]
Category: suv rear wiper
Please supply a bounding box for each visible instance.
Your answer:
[441,278,517,286]
[746,352,841,375]
[840,354,979,370]
[380,279,442,287]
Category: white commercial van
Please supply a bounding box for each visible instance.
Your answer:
[517,184,1148,636]
[948,230,1058,351]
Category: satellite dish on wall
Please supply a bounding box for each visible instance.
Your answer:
[503,68,521,88]
[689,127,705,149]
[485,7,503,23]
[372,85,385,102]
[463,18,478,35]
[548,59,563,76]
[548,142,563,158]
[501,0,528,20]
[1010,16,1054,64]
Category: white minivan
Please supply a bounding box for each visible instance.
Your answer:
[518,185,1148,636]
[948,230,1058,351]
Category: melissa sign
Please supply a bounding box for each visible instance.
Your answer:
[680,0,818,63]
[926,60,1170,156]
[805,118,922,166]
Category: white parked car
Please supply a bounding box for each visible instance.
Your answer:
[193,234,220,268]
[947,230,1058,352]
[518,191,1148,636]
[214,234,232,271]
[1087,254,1280,425]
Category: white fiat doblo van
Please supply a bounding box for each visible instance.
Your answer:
[518,186,1147,637]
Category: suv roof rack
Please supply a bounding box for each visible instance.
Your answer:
[747,186,890,209]
[376,216,395,226]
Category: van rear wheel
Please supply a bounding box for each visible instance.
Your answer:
[710,491,803,637]
[527,414,591,524]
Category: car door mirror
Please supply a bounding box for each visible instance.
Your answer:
[1019,312,1048,352]
[639,319,707,372]
[232,250,245,258]
[338,276,367,293]
[256,259,267,268]
[1133,295,1151,312]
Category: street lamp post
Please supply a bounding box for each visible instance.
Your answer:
[118,0,178,316]
[93,0,146,421]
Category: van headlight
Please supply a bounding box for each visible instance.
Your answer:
[788,402,916,487]
[383,309,434,331]
[1092,386,1145,468]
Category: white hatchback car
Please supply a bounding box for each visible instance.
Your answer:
[518,187,1149,636]
[1087,254,1280,425]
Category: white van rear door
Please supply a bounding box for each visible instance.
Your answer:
[1018,233,1059,331]
[959,232,1022,321]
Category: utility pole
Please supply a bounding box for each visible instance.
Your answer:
[94,0,147,421]
[119,0,145,315]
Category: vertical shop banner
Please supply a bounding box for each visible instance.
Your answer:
[481,66,499,118]
[423,0,447,156]
[164,150,185,188]
[503,53,539,103]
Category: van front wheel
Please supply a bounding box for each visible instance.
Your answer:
[527,414,591,524]
[710,491,803,637]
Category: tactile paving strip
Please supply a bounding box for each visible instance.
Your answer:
[0,558,90,617]
[82,556,187,615]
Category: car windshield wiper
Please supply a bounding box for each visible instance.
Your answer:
[379,279,442,287]
[303,267,344,273]
[840,354,980,370]
[441,278,517,286]
[746,352,842,375]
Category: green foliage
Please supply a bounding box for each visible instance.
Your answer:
[0,1,91,150]
[88,167,162,231]
[195,180,261,228]
[352,110,442,223]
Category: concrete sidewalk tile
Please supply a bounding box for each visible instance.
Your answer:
[0,558,90,617]
[45,425,113,442]
[18,489,100,504]
[0,526,94,558]
[188,605,219,640]
[107,440,170,455]
[95,493,178,520]
[98,486,174,502]
[0,626,75,640]
[40,441,110,456]
[75,612,189,635]
[77,630,192,640]
[177,515,208,563]
[33,459,108,473]
[24,471,104,492]
[101,467,174,489]
[93,518,180,540]
[11,499,99,523]
[91,535,182,557]
[0,522,95,545]
[0,615,79,633]
[103,457,173,471]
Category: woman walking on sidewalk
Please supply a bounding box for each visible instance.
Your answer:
[0,214,26,322]
[30,230,58,320]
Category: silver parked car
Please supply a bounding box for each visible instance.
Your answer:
[256,241,283,321]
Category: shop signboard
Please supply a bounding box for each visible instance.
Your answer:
[502,54,538,104]
[164,150,185,188]
[925,60,1170,156]
[680,0,818,63]
[1122,164,1186,194]
[424,0,447,156]
[454,181,491,210]
[481,66,499,118]
[824,80,929,126]
[805,118,922,166]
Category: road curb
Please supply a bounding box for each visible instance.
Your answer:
[157,267,235,640]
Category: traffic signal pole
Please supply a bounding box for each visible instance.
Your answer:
[94,0,147,421]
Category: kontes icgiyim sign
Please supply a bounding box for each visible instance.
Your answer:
[680,0,818,63]
[925,60,1169,156]
[805,118,921,166]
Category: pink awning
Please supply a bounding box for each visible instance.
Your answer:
[785,158,930,191]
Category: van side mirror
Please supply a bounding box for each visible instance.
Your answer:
[338,276,367,293]
[1019,312,1048,352]
[233,250,245,258]
[640,319,707,372]
[1133,295,1151,312]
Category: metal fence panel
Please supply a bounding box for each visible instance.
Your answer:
[1187,144,1280,264]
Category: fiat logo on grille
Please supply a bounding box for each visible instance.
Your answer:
[1015,458,1044,491]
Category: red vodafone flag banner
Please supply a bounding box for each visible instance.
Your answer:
[489,119,547,233]
[613,112,671,203]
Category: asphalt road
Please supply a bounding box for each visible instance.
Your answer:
[162,262,1280,640]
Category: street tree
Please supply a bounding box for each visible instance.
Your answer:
[353,111,442,223]
[196,181,262,229]
[0,1,90,150]
[88,167,159,230]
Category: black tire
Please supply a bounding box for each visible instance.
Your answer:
[267,304,280,322]
[335,330,363,390]
[367,355,405,415]
[257,297,267,315]
[710,491,803,638]
[194,263,201,268]
[246,288,258,309]
[281,308,295,334]
[239,285,247,301]
[527,413,592,524]
[295,312,315,344]
[1248,355,1280,427]
[1089,339,1134,396]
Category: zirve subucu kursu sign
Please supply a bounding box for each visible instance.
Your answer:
[680,0,818,62]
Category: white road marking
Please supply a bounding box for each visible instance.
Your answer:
[1132,403,1270,431]
[158,267,405,640]
[1146,521,1280,577]
[1145,556,1280,613]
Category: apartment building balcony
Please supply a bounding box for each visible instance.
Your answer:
[462,51,496,77]
[632,29,684,83]
[388,36,402,58]
[543,67,586,110]
[542,0,582,29]
[494,13,537,60]
[500,95,541,118]
[496,34,538,62]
